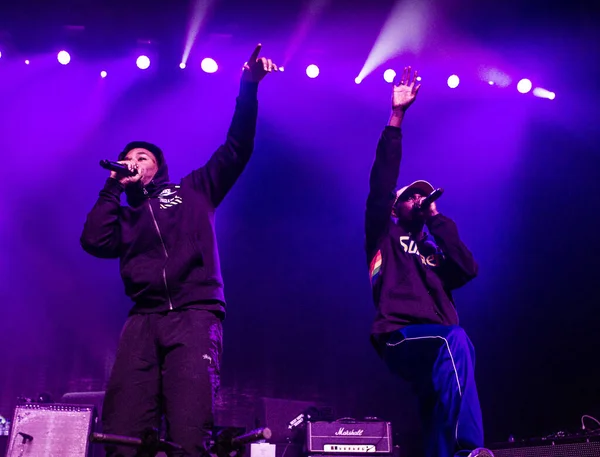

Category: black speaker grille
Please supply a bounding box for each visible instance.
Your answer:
[492,441,600,457]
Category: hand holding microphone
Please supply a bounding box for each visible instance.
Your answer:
[415,188,443,220]
[100,159,143,186]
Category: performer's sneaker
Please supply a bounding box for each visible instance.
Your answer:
[468,448,495,457]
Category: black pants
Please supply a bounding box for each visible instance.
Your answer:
[102,308,223,457]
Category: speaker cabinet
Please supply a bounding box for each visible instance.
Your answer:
[6,403,95,457]
[492,437,600,457]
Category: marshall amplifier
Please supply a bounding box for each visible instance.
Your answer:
[306,420,392,454]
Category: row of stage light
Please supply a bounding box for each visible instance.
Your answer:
[0,50,556,99]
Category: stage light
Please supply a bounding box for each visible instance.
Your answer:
[306,64,319,78]
[355,77,362,84]
[0,51,2,58]
[479,67,511,87]
[383,69,396,83]
[447,75,459,88]
[279,66,285,72]
[100,71,107,78]
[201,58,218,73]
[57,51,70,65]
[136,55,150,70]
[533,87,555,100]
[517,78,532,94]
[179,62,186,69]
[25,60,30,65]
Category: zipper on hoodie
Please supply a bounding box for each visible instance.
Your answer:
[146,190,174,310]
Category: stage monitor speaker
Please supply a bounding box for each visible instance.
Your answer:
[492,438,600,457]
[6,402,95,457]
[60,391,105,432]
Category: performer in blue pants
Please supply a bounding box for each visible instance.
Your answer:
[365,66,493,457]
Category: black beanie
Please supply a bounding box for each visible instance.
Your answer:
[118,141,164,166]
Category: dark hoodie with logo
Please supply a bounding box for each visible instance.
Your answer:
[80,80,259,316]
[366,126,479,337]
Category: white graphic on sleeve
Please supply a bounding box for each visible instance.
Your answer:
[399,235,444,267]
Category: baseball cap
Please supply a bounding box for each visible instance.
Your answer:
[394,180,435,202]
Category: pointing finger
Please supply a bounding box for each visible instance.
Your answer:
[248,43,262,64]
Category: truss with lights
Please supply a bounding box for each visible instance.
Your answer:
[0,49,556,100]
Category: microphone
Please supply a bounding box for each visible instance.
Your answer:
[90,432,183,452]
[416,188,444,209]
[99,159,137,177]
[231,427,272,446]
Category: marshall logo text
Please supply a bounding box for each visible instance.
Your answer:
[334,428,364,436]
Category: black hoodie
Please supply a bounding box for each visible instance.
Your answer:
[80,80,259,316]
[365,126,479,336]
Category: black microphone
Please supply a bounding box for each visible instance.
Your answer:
[231,427,272,446]
[99,160,137,177]
[417,188,444,209]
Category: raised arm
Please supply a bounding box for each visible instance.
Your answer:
[365,126,403,256]
[365,67,421,258]
[80,178,124,258]
[187,44,278,208]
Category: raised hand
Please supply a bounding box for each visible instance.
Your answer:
[392,66,421,112]
[242,44,279,83]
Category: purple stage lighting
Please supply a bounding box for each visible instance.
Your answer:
[533,87,555,100]
[100,71,107,78]
[57,51,71,65]
[306,64,319,78]
[383,69,396,83]
[179,62,186,69]
[201,58,218,73]
[136,55,150,70]
[447,75,459,88]
[517,78,532,94]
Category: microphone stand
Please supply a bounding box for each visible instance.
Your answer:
[91,428,182,457]
[91,426,271,457]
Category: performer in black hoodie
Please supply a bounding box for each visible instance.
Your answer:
[81,44,277,457]
[366,67,493,457]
